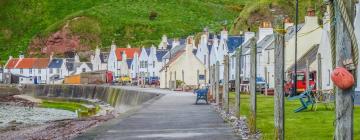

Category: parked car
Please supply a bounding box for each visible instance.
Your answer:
[256,77,267,92]
[284,70,316,95]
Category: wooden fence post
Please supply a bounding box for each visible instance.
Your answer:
[209,65,213,100]
[317,54,322,91]
[274,16,285,140]
[223,55,229,113]
[215,61,220,105]
[235,47,242,118]
[249,37,257,134]
[212,65,216,101]
[306,59,309,89]
[334,0,355,139]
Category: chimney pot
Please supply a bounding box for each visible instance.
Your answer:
[307,7,315,17]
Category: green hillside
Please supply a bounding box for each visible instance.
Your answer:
[0,0,319,64]
[0,0,246,62]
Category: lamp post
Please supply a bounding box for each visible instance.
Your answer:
[294,0,299,95]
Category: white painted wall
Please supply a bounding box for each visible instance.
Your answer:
[285,16,322,70]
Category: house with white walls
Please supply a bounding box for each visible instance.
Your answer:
[159,36,206,88]
[285,8,322,71]
[196,29,211,69]
[4,54,50,84]
[47,58,68,84]
[228,36,245,81]
[138,47,151,79]
[107,42,141,80]
[91,47,108,71]
[130,52,140,79]
[317,11,334,91]
[258,35,275,88]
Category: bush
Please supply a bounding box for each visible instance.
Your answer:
[149,11,158,20]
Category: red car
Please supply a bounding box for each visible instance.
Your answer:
[285,70,316,95]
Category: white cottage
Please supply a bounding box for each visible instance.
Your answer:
[91,48,109,71]
[285,8,322,71]
[159,36,206,88]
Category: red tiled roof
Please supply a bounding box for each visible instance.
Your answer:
[33,58,50,69]
[160,50,185,72]
[15,58,37,69]
[115,48,141,61]
[5,58,19,69]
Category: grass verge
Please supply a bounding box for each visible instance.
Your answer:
[228,92,360,140]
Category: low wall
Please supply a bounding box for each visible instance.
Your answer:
[0,84,21,97]
[21,85,161,113]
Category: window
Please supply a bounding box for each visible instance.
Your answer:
[20,69,23,74]
[50,68,53,74]
[56,68,60,74]
[232,57,234,69]
[153,72,155,77]
[153,61,155,68]
[29,69,32,74]
[145,61,148,68]
[38,69,41,74]
[82,68,86,72]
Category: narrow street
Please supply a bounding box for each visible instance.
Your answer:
[75,87,239,140]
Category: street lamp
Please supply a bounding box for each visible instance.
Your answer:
[294,0,299,95]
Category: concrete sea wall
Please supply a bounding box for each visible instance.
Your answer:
[21,85,161,113]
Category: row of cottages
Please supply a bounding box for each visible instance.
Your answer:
[3,53,93,84]
[238,8,321,89]
[196,28,244,82]
[107,43,141,79]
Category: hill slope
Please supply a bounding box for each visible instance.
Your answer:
[0,0,246,62]
[0,0,319,64]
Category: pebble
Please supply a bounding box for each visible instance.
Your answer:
[212,105,262,140]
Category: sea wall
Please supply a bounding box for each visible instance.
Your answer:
[21,85,161,113]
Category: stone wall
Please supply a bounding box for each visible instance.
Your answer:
[21,85,161,113]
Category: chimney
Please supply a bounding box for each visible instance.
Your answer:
[185,36,194,55]
[50,52,54,60]
[9,56,13,60]
[111,40,116,51]
[307,7,315,17]
[244,32,255,43]
[304,7,318,26]
[19,52,24,59]
[74,53,80,62]
[212,35,219,48]
[258,21,273,42]
[127,44,131,48]
[172,38,180,49]
[220,27,228,41]
[122,51,127,61]
[284,17,294,29]
[95,47,100,56]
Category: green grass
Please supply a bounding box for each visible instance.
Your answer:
[229,93,360,140]
[40,100,100,117]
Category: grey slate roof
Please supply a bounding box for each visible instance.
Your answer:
[287,44,319,71]
[65,58,75,71]
[48,58,63,68]
[126,59,133,69]
[156,50,168,61]
[227,36,244,53]
[285,24,305,41]
[163,45,185,60]
[100,52,109,63]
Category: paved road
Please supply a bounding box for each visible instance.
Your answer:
[75,87,239,140]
